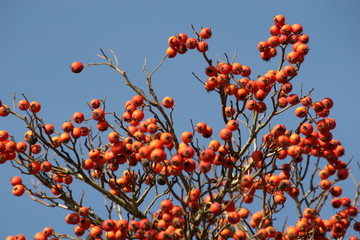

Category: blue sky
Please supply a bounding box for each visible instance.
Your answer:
[1,1,360,239]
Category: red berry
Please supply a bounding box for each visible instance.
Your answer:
[70,62,84,73]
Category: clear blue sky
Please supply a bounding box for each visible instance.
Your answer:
[1,1,360,239]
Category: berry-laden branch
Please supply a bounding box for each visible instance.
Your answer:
[0,14,359,240]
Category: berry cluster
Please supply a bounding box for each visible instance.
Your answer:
[258,14,309,62]
[165,27,212,58]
